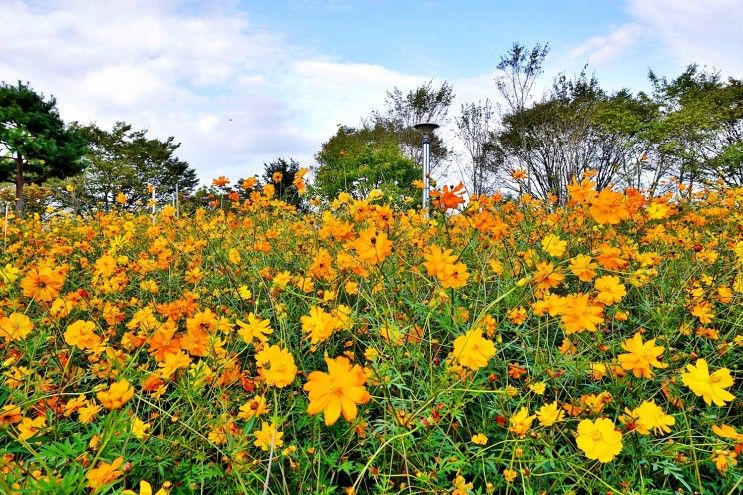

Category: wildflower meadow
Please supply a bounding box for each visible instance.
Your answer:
[0,175,741,495]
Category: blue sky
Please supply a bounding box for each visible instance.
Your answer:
[1,0,741,183]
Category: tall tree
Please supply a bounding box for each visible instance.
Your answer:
[495,43,550,114]
[75,122,198,210]
[370,80,454,174]
[0,81,86,214]
[455,99,498,197]
[644,66,743,191]
[314,124,420,203]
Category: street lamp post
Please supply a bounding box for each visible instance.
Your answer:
[413,122,439,213]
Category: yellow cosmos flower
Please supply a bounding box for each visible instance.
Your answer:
[680,359,735,406]
[471,433,488,445]
[122,480,170,495]
[541,234,567,257]
[253,421,284,451]
[255,345,297,388]
[508,407,536,438]
[536,401,564,427]
[594,275,626,305]
[238,395,270,419]
[576,418,623,463]
[631,400,675,435]
[304,356,371,426]
[236,313,273,344]
[0,312,34,342]
[451,329,495,371]
[301,306,339,345]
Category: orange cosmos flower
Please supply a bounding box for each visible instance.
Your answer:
[97,379,135,410]
[20,266,65,302]
[304,356,371,426]
[350,227,392,264]
[617,332,667,378]
[0,404,23,425]
[431,182,466,210]
[86,457,124,492]
[212,176,230,187]
[558,293,604,333]
[589,188,629,225]
[64,320,102,351]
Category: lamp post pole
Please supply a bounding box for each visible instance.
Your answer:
[413,123,439,214]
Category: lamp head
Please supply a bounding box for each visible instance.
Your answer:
[414,123,439,135]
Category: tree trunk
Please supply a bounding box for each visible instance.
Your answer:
[15,153,24,216]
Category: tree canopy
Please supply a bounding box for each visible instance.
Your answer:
[0,81,86,214]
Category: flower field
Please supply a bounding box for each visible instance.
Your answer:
[0,178,741,495]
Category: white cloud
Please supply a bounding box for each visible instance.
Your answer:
[0,0,425,183]
[627,0,743,76]
[569,23,643,66]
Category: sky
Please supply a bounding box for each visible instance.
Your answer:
[1,0,742,184]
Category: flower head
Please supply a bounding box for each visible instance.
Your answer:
[255,345,297,388]
[304,356,370,426]
[0,312,33,342]
[618,332,667,378]
[451,329,495,371]
[681,359,735,406]
[576,418,623,463]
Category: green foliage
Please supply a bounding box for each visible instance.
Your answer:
[314,125,420,204]
[0,81,86,214]
[68,122,198,211]
[261,157,305,209]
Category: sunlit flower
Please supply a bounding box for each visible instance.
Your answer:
[97,379,135,410]
[681,359,735,406]
[451,329,495,371]
[255,345,297,388]
[304,356,370,426]
[509,407,536,438]
[631,400,675,435]
[237,313,273,344]
[253,421,284,451]
[618,332,667,378]
[576,418,623,463]
[86,457,124,492]
[0,312,33,342]
[536,401,564,427]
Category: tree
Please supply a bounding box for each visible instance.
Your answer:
[73,122,198,210]
[643,66,743,191]
[455,99,498,197]
[0,81,86,214]
[493,70,653,202]
[314,125,420,204]
[495,43,550,114]
[261,157,305,209]
[369,80,454,174]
